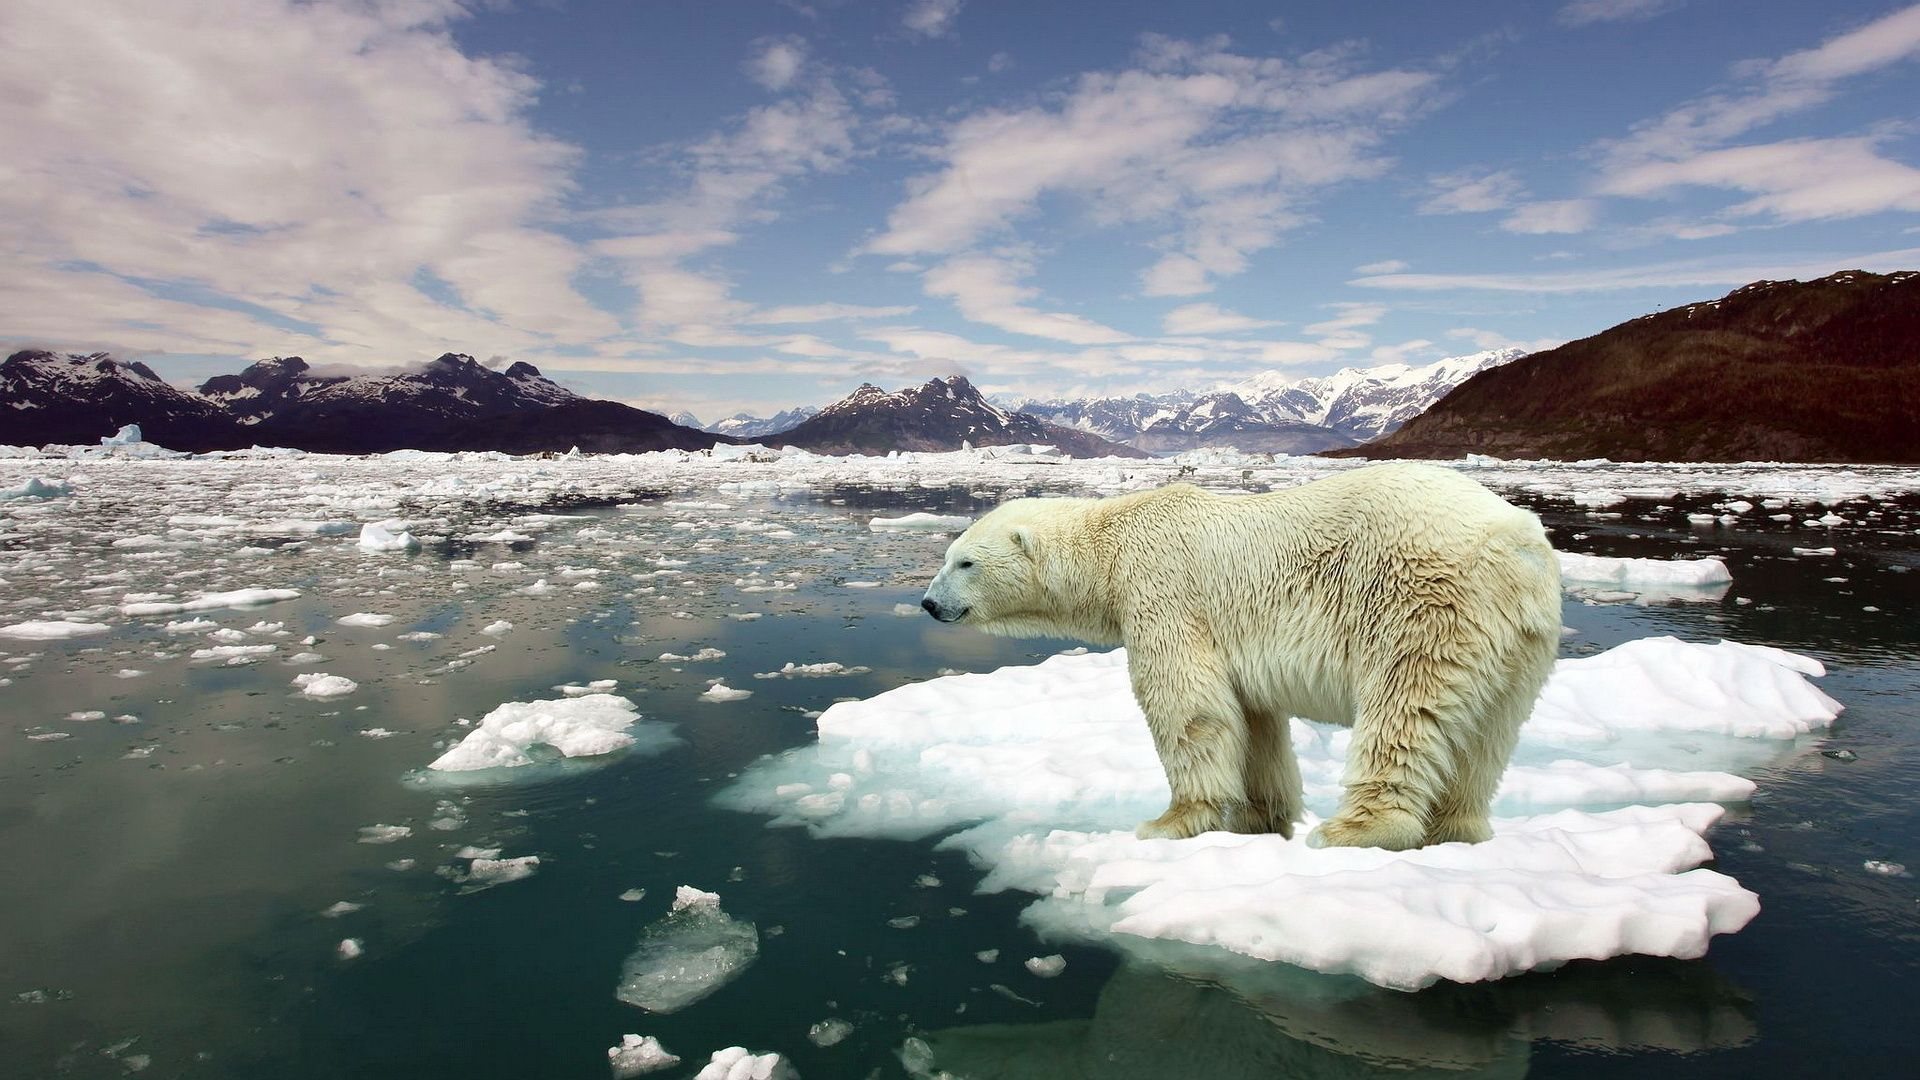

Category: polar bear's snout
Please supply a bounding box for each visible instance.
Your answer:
[919,592,968,622]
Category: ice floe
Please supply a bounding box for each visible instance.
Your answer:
[608,1034,679,1077]
[615,886,759,1014]
[869,512,973,533]
[292,672,358,699]
[428,693,678,774]
[121,588,301,618]
[691,1048,793,1080]
[722,636,1841,990]
[1556,552,1733,604]
[0,619,111,640]
[357,521,420,552]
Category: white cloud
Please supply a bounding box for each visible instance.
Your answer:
[1348,247,1920,292]
[0,0,616,366]
[1598,137,1920,221]
[1303,303,1388,346]
[1353,259,1410,274]
[1558,0,1680,28]
[741,303,918,324]
[1502,199,1601,234]
[1161,303,1280,334]
[1419,169,1525,214]
[1369,339,1438,365]
[865,37,1433,297]
[922,254,1132,344]
[903,0,964,39]
[746,37,809,91]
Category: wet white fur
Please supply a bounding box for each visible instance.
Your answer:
[921,463,1562,850]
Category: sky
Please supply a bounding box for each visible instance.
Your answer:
[4,0,1919,423]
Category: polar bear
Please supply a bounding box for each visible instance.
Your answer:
[919,463,1561,850]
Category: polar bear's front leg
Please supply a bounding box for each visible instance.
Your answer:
[1127,641,1251,841]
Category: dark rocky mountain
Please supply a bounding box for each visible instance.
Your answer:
[1016,348,1525,453]
[774,376,1146,458]
[1,350,250,449]
[198,356,348,423]
[1338,271,1920,463]
[227,353,715,454]
[705,405,821,440]
[2,349,721,454]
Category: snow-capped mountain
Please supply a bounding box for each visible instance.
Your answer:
[704,405,821,439]
[668,411,704,430]
[4,349,721,454]
[775,376,1143,458]
[198,356,348,423]
[1017,348,1528,453]
[2,349,249,449]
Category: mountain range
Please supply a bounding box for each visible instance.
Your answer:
[1345,270,1920,463]
[772,376,1144,458]
[1,351,719,454]
[1015,348,1527,454]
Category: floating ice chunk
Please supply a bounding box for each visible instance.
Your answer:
[722,635,1839,990]
[357,824,412,844]
[754,661,872,679]
[807,1018,854,1047]
[0,477,71,500]
[691,1047,793,1080]
[163,618,219,633]
[615,886,759,1014]
[1556,552,1731,603]
[0,620,111,640]
[323,901,364,917]
[463,855,540,891]
[892,603,922,617]
[190,643,277,663]
[700,681,752,703]
[480,619,514,636]
[337,938,364,960]
[293,673,359,699]
[869,512,972,533]
[358,522,421,552]
[121,588,300,617]
[1792,546,1836,556]
[429,693,674,773]
[1025,954,1067,978]
[1529,637,1840,743]
[338,612,395,628]
[660,648,726,662]
[609,1034,679,1077]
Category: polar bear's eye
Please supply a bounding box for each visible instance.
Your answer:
[958,559,974,569]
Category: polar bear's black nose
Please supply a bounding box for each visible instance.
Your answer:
[920,597,939,616]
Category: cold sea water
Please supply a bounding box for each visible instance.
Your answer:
[1,453,1916,1079]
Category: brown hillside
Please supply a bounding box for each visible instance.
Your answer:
[1331,270,1920,463]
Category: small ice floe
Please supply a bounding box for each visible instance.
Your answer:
[190,644,277,664]
[1792,546,1837,556]
[357,824,412,844]
[753,661,872,679]
[480,619,514,636]
[659,648,726,662]
[358,522,420,553]
[608,1034,679,1078]
[615,887,759,1014]
[699,681,752,703]
[337,612,395,628]
[456,855,541,892]
[869,512,972,533]
[691,1047,793,1080]
[619,888,648,902]
[556,679,619,697]
[892,603,922,617]
[337,938,364,960]
[293,673,359,699]
[0,620,112,640]
[521,578,555,596]
[807,1018,854,1047]
[0,476,72,500]
[323,901,364,918]
[121,588,300,617]
[1555,552,1731,604]
[428,694,676,774]
[1863,860,1909,877]
[1025,954,1067,978]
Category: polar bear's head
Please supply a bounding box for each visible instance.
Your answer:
[919,505,1042,631]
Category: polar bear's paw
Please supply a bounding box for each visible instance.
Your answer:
[1305,807,1426,851]
[1422,813,1494,846]
[1134,800,1226,840]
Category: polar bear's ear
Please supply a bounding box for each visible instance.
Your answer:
[1010,526,1035,554]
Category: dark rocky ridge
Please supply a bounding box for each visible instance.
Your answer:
[775,376,1146,458]
[1336,270,1920,463]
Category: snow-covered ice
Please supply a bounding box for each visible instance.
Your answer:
[691,1047,793,1080]
[1556,552,1732,603]
[121,588,300,617]
[700,681,752,702]
[357,522,420,552]
[0,620,111,640]
[292,672,359,699]
[869,512,972,533]
[428,693,677,773]
[337,612,395,628]
[615,886,759,1014]
[723,636,1841,990]
[608,1034,679,1077]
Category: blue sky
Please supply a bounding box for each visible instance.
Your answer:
[4,0,1918,421]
